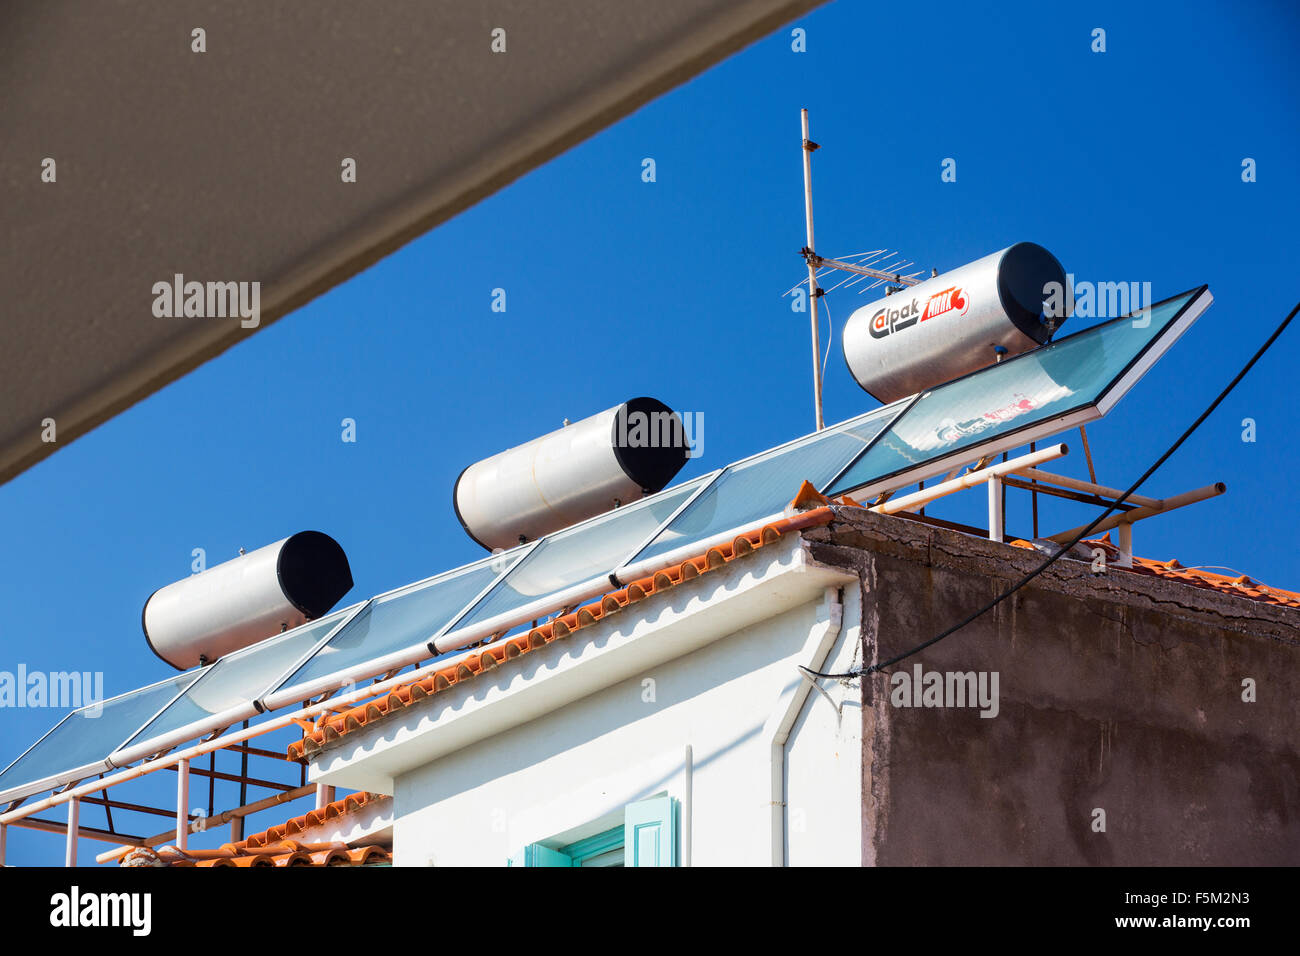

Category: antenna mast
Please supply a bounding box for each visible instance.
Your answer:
[800,108,824,431]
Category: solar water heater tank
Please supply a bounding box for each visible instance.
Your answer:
[842,242,1069,403]
[454,398,691,551]
[142,531,354,670]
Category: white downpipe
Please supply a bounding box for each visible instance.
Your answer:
[682,745,693,868]
[768,587,844,866]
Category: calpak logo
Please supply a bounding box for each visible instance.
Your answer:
[869,287,968,339]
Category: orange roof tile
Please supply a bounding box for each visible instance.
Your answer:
[1081,535,1300,608]
[240,790,385,849]
[1007,534,1300,609]
[285,505,838,762]
[282,500,1299,766]
[120,842,390,867]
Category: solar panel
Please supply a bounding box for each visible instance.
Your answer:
[440,474,714,642]
[109,605,360,767]
[0,286,1214,802]
[827,287,1210,498]
[618,402,906,569]
[0,672,199,804]
[260,545,532,709]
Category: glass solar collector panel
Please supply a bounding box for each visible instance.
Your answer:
[110,606,358,765]
[0,671,199,803]
[828,288,1208,497]
[262,546,531,708]
[444,475,713,640]
[620,402,905,568]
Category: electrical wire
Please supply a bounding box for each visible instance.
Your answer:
[819,295,834,394]
[801,296,1300,683]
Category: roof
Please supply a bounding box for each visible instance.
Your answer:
[119,791,389,867]
[284,492,1300,763]
[239,791,386,850]
[122,844,390,868]
[1013,535,1300,609]
[286,500,839,762]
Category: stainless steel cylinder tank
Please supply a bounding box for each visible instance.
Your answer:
[142,531,353,670]
[842,242,1069,403]
[453,398,691,551]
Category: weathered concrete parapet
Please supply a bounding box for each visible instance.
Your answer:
[802,506,1300,866]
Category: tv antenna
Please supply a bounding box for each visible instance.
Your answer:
[794,108,927,429]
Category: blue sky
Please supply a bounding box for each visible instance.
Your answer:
[3,0,1297,864]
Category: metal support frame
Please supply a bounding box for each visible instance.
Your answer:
[175,758,189,852]
[164,762,296,793]
[96,783,315,866]
[66,797,79,867]
[10,817,145,846]
[987,475,1004,543]
[874,444,1069,516]
[1117,522,1134,569]
[1047,483,1226,545]
[870,444,1224,565]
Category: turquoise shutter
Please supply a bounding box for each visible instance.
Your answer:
[508,844,572,867]
[623,796,678,867]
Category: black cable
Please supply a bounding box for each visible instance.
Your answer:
[802,297,1300,682]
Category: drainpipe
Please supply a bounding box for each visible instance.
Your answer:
[683,745,693,867]
[769,587,844,866]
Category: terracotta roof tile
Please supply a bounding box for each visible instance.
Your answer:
[282,497,1298,766]
[284,503,838,762]
[120,841,391,868]
[240,790,384,849]
[1011,534,1300,609]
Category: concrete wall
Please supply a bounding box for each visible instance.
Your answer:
[806,509,1300,866]
[391,588,863,866]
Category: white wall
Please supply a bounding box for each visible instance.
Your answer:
[786,586,863,866]
[392,587,863,866]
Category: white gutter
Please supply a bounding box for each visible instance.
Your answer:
[765,586,844,866]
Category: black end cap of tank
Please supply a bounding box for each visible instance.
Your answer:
[611,397,691,493]
[277,531,354,619]
[997,242,1068,345]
